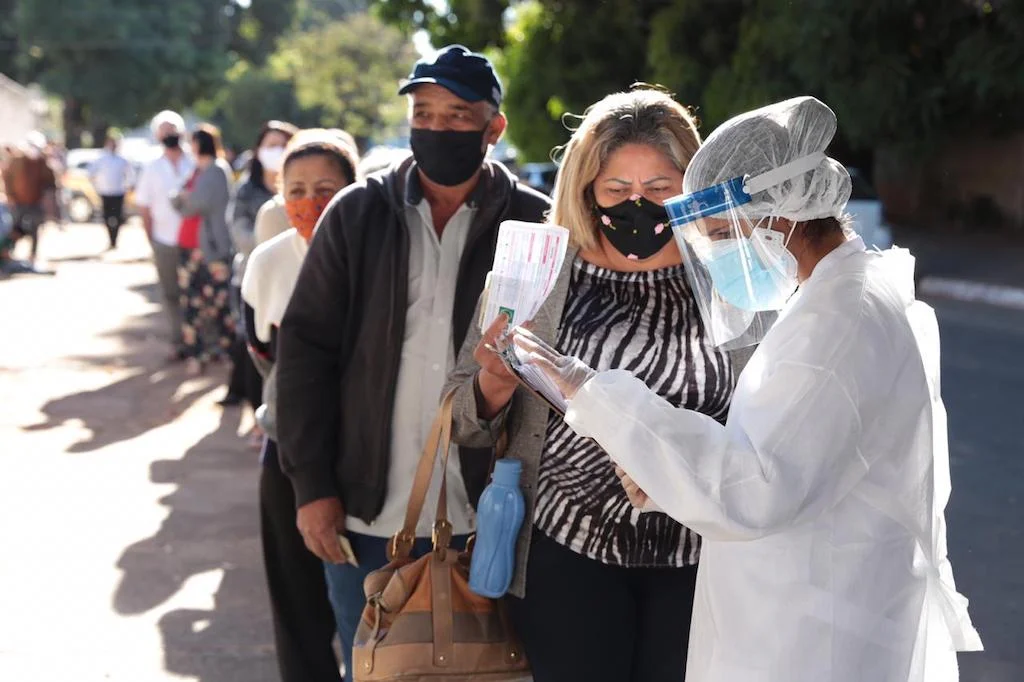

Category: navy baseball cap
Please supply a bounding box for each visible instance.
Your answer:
[398,44,503,108]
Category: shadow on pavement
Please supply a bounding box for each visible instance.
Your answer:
[23,360,224,455]
[114,408,276,681]
[45,253,103,264]
[22,301,230,454]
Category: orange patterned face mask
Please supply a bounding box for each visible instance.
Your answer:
[285,195,332,242]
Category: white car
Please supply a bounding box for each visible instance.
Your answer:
[845,167,892,251]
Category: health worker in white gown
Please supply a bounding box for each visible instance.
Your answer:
[508,96,982,682]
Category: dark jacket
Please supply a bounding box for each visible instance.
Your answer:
[230,176,274,258]
[275,157,550,521]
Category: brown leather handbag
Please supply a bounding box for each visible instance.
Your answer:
[352,392,530,681]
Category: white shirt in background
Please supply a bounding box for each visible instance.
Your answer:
[88,150,134,197]
[241,228,308,343]
[134,153,195,246]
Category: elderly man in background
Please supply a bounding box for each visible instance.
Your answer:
[134,111,195,361]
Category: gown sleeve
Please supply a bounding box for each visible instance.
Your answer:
[565,361,868,541]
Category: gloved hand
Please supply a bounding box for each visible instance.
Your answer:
[510,326,596,402]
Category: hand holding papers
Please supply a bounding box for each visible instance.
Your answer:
[493,327,596,415]
[479,220,569,331]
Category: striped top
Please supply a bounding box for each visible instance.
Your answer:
[534,257,734,567]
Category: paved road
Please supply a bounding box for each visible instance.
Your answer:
[0,221,1021,681]
[937,298,1024,681]
[1,223,277,682]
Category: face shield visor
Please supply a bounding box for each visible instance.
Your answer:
[665,152,826,349]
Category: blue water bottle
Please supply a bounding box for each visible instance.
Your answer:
[469,458,526,598]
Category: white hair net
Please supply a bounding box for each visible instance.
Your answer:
[150,110,185,138]
[683,96,851,221]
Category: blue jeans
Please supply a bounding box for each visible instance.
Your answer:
[324,531,470,678]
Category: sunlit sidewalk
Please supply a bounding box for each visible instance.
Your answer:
[0,222,277,682]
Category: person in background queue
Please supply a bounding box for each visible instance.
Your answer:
[171,124,234,376]
[1,131,57,265]
[243,129,360,682]
[274,45,551,675]
[134,111,195,361]
[89,132,135,250]
[220,121,298,448]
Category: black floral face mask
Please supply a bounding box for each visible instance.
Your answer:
[596,194,672,261]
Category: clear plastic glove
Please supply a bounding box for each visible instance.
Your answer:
[510,326,596,402]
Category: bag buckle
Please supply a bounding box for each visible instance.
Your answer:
[432,520,453,557]
[388,530,415,560]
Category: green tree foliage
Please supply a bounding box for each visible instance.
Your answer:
[375,0,510,48]
[500,1,652,161]
[193,61,323,153]
[376,0,1024,162]
[0,0,18,77]
[297,0,370,28]
[272,13,418,148]
[8,0,296,144]
[230,0,302,65]
[717,0,1024,150]
[645,0,753,131]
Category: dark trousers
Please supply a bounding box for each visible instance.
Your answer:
[260,440,342,682]
[100,194,125,247]
[11,204,43,260]
[323,531,471,680]
[507,528,698,682]
[226,284,262,405]
[225,335,262,406]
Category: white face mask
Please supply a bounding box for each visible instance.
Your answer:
[257,146,286,174]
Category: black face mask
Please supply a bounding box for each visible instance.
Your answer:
[596,194,673,261]
[410,127,487,187]
[162,134,181,150]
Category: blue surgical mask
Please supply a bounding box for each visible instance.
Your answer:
[704,236,796,311]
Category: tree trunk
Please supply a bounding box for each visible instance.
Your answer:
[91,120,109,148]
[62,97,85,148]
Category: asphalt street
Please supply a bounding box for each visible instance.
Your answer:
[0,221,1021,681]
[934,297,1024,681]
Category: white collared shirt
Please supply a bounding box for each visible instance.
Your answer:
[135,153,195,246]
[89,150,134,196]
[346,171,478,538]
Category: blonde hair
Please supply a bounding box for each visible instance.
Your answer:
[550,88,701,250]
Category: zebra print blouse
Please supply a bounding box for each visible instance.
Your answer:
[534,257,734,567]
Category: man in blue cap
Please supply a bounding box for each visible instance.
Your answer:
[275,45,549,678]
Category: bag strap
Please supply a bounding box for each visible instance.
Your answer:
[389,391,456,560]
[428,395,507,532]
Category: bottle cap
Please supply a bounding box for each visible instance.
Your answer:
[492,458,522,486]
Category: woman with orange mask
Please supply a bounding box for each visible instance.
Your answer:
[241,129,359,682]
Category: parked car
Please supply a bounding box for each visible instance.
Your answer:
[62,148,102,223]
[517,162,558,196]
[845,167,892,251]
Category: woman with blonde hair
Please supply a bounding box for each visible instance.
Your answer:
[443,87,754,681]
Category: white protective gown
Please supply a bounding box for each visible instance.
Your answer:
[565,237,982,682]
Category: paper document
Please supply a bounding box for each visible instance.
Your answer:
[496,335,568,415]
[480,220,570,331]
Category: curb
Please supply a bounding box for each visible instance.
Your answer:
[919,276,1024,311]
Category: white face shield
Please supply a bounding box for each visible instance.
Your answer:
[664,97,852,349]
